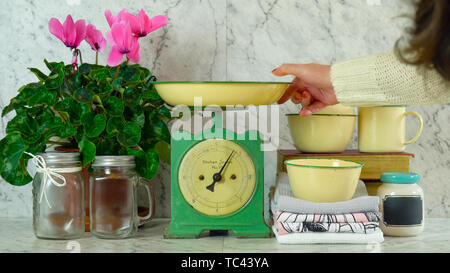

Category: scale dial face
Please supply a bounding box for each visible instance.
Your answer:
[178,139,256,216]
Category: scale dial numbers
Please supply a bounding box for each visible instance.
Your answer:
[178,139,256,216]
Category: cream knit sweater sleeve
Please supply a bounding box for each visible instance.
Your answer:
[330,51,450,107]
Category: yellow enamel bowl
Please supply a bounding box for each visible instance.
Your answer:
[287,114,356,153]
[285,159,364,203]
[153,81,290,106]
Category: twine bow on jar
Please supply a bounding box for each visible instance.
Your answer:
[25,152,67,208]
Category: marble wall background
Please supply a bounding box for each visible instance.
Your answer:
[0,0,448,219]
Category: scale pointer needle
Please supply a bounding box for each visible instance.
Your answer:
[206,151,234,192]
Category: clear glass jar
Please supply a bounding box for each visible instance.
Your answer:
[90,156,154,239]
[32,152,85,239]
[378,172,424,237]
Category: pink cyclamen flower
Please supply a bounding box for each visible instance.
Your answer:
[49,15,86,49]
[106,21,140,66]
[85,24,106,52]
[105,8,128,27]
[123,9,168,37]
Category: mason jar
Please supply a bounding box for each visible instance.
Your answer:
[32,152,85,239]
[90,156,154,239]
[378,172,424,237]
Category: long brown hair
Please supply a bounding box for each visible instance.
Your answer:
[396,0,450,80]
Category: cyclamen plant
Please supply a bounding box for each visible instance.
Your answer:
[0,9,171,186]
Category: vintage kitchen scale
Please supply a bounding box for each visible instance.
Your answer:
[153,81,289,238]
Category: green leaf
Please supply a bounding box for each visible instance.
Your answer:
[1,161,32,186]
[60,73,82,97]
[0,133,27,167]
[126,148,160,180]
[106,116,125,135]
[72,73,83,89]
[78,63,93,75]
[44,59,64,72]
[28,85,58,106]
[123,87,142,106]
[89,67,110,82]
[61,78,74,97]
[54,97,76,112]
[24,142,46,159]
[103,96,124,116]
[54,97,84,124]
[6,111,41,143]
[28,68,48,81]
[93,94,102,105]
[121,65,140,81]
[143,89,160,100]
[0,133,31,186]
[92,81,113,97]
[34,107,69,140]
[44,65,64,89]
[139,67,151,78]
[63,121,77,138]
[79,103,91,116]
[96,136,121,155]
[157,106,171,119]
[148,114,171,143]
[48,119,76,139]
[112,77,123,90]
[78,138,96,166]
[74,126,84,144]
[2,101,17,117]
[154,140,171,165]
[117,122,141,147]
[81,112,106,138]
[124,106,145,127]
[15,84,38,104]
[74,88,94,103]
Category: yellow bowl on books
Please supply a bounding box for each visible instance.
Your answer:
[287,113,356,153]
[285,159,363,203]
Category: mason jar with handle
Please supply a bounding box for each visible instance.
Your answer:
[89,155,155,239]
[358,106,423,152]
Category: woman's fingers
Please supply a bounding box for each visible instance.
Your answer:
[300,91,312,107]
[277,78,305,104]
[272,63,303,77]
[273,63,338,108]
[300,100,327,116]
[299,108,312,116]
[277,82,297,104]
[292,91,303,104]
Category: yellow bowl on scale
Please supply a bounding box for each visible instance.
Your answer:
[285,158,363,203]
[153,81,290,106]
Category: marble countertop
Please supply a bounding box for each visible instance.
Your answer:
[1,218,449,253]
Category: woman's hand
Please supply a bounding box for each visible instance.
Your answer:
[272,63,339,116]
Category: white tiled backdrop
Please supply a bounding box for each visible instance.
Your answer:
[0,0,448,218]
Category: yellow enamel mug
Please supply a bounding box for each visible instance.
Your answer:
[358,106,423,152]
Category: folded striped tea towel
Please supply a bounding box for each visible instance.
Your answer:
[273,211,381,223]
[276,221,380,235]
[272,225,384,244]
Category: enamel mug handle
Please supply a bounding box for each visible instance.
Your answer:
[403,111,423,145]
[138,178,155,226]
